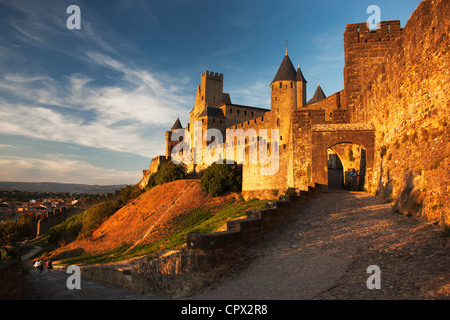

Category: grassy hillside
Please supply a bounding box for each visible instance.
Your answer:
[39,180,267,265]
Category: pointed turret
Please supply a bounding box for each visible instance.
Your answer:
[171,117,183,130]
[296,64,307,107]
[307,83,326,105]
[296,64,307,83]
[272,53,297,83]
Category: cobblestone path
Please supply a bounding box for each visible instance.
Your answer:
[189,191,450,300]
[23,191,449,300]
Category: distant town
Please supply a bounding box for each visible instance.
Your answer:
[0,188,122,223]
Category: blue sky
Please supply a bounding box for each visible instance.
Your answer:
[0,0,422,185]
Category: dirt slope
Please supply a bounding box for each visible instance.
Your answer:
[52,179,236,258]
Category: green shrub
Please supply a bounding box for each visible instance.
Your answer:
[116,184,143,207]
[200,163,242,197]
[156,161,187,185]
[0,213,34,247]
[0,221,17,247]
[79,201,117,239]
[284,187,297,197]
[47,211,85,244]
[146,161,187,190]
[16,213,34,240]
[0,246,17,261]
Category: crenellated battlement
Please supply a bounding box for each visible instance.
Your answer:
[345,20,403,45]
[202,70,223,81]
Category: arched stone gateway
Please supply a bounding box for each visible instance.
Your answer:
[328,143,367,190]
[310,123,375,191]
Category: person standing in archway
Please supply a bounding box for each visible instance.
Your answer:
[350,169,359,191]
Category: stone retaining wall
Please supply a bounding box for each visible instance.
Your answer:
[0,261,24,300]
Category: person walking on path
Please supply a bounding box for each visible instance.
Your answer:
[33,260,40,273]
[46,259,53,272]
[38,260,44,274]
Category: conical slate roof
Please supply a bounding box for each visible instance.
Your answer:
[272,54,297,83]
[171,117,183,130]
[296,65,307,83]
[307,84,326,105]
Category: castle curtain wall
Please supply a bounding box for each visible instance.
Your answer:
[354,0,449,225]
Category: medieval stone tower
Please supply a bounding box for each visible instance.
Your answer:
[191,71,226,121]
[271,50,308,148]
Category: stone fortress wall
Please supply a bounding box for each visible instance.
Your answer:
[141,0,448,226]
[350,0,449,225]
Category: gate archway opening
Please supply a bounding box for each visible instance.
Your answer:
[310,127,374,192]
[327,143,366,191]
[327,148,344,189]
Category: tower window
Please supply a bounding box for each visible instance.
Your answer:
[291,82,293,88]
[277,119,280,126]
[279,83,282,89]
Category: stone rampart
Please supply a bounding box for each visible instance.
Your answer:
[35,207,82,237]
[354,0,449,225]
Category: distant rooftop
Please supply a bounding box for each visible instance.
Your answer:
[307,84,326,105]
[171,117,183,130]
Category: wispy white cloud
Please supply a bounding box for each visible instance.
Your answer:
[0,144,25,150]
[0,98,167,157]
[0,73,64,107]
[0,155,140,185]
[0,47,192,158]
